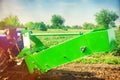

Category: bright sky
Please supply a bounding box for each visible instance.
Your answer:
[0,0,120,26]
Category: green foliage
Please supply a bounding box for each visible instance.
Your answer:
[38,22,47,31]
[112,30,120,56]
[25,22,35,30]
[0,21,5,29]
[95,9,119,28]
[65,25,71,29]
[51,15,65,29]
[75,53,120,64]
[0,15,20,29]
[115,30,120,46]
[72,25,79,29]
[119,25,120,30]
[112,45,120,56]
[46,25,51,29]
[109,21,116,27]
[82,22,95,29]
[25,22,47,31]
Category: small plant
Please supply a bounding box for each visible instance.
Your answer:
[112,45,120,56]
[75,52,120,65]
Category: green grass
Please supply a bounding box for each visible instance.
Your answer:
[33,29,89,33]
[75,53,120,64]
[32,29,90,48]
[32,29,120,65]
[115,30,120,45]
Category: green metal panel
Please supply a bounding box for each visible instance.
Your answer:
[85,30,110,52]
[20,28,116,74]
[30,35,45,52]
[31,32,83,36]
[25,35,92,73]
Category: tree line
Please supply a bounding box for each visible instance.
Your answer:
[0,9,119,31]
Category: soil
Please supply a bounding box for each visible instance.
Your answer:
[0,62,120,80]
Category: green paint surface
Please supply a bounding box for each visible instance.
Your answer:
[21,28,116,73]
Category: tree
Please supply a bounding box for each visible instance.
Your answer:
[0,21,5,29]
[25,22,47,31]
[72,25,79,29]
[46,25,51,29]
[51,15,65,29]
[95,9,119,28]
[82,22,95,29]
[24,22,35,30]
[0,15,20,28]
[38,22,47,31]
[65,25,71,29]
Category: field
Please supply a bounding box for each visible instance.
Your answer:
[32,29,90,48]
[0,29,120,80]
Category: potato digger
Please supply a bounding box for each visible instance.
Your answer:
[0,28,117,79]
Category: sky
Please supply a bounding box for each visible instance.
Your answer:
[0,0,120,26]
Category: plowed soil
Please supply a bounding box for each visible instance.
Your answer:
[0,62,120,80]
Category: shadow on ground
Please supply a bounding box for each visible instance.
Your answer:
[40,70,104,80]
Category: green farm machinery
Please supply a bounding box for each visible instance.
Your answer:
[0,28,117,75]
[19,28,116,74]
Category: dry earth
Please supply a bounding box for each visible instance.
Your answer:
[0,62,120,80]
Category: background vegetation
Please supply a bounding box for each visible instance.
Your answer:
[0,9,119,30]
